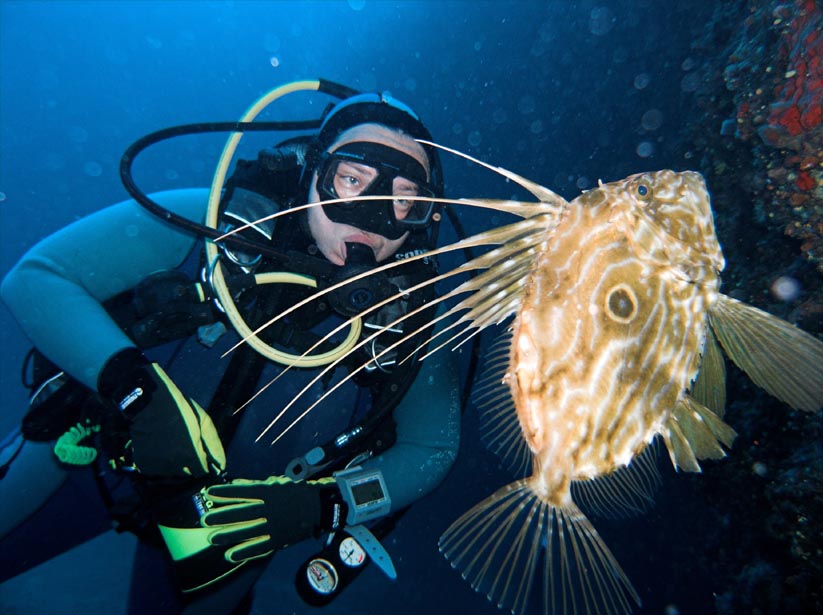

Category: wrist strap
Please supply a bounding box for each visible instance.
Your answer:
[318,483,348,532]
[97,348,155,419]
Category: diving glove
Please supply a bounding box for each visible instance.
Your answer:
[201,476,347,563]
[155,476,346,592]
[98,348,226,478]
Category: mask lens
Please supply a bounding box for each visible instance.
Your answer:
[321,159,380,203]
[391,177,434,225]
[317,143,436,235]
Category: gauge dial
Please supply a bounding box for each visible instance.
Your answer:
[339,536,367,567]
[306,558,338,595]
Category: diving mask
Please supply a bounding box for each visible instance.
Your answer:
[316,141,436,240]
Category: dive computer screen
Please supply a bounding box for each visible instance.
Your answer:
[351,477,385,505]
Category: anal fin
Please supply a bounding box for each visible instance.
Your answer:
[571,439,661,519]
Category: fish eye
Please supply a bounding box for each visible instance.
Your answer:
[634,180,653,201]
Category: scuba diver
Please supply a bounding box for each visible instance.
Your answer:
[0,79,461,613]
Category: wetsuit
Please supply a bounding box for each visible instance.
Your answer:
[0,180,460,612]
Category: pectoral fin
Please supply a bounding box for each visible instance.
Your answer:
[691,325,727,417]
[709,294,823,413]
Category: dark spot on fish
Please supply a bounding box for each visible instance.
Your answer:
[607,287,636,320]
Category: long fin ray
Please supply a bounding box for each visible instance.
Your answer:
[216,193,559,245]
[255,292,456,442]
[255,270,504,442]
[258,256,528,443]
[418,139,570,208]
[394,232,547,364]
[408,274,530,366]
[239,248,478,417]
[224,214,555,359]
[257,223,540,407]
[251,215,554,440]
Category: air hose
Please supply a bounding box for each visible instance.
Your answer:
[203,79,362,367]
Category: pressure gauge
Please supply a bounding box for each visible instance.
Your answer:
[339,536,367,567]
[305,558,338,595]
[296,527,393,607]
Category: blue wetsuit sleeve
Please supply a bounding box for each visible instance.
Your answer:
[0,188,211,390]
[360,350,461,512]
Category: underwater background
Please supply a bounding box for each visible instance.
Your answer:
[1,1,821,614]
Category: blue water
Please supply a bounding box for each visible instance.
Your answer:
[1,1,727,614]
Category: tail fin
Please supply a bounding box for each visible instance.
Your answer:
[439,480,640,615]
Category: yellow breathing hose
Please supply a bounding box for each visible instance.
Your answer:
[204,80,362,367]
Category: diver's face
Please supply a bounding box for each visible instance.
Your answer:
[307,124,430,265]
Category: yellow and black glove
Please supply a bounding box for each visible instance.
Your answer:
[98,348,226,478]
[155,476,346,592]
[201,476,346,561]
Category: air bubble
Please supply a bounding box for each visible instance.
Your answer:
[69,126,89,144]
[263,34,281,52]
[770,276,801,302]
[633,73,651,90]
[681,72,701,92]
[83,161,103,177]
[636,141,654,158]
[641,109,663,131]
[44,153,66,171]
[589,7,615,36]
[517,96,536,114]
